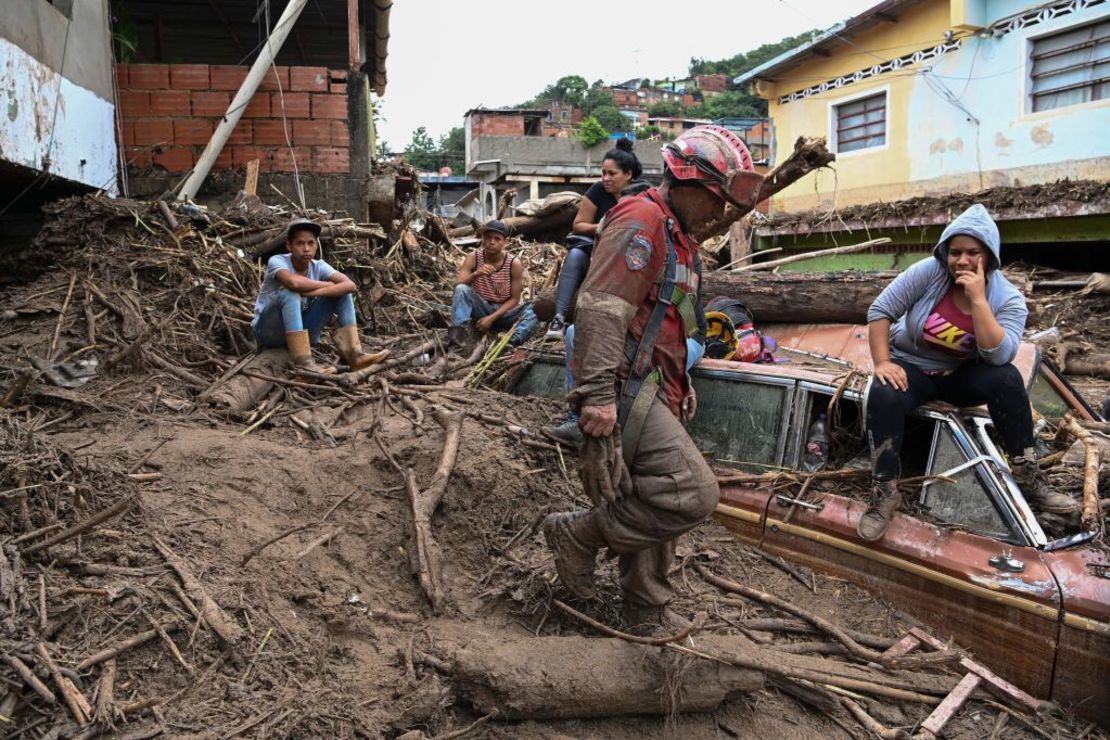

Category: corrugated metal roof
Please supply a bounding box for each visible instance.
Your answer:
[734,0,928,85]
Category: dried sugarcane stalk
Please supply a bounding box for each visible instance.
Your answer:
[23,495,135,555]
[36,643,91,726]
[3,654,55,704]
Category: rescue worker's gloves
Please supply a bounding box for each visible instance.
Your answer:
[579,429,632,506]
[681,388,698,423]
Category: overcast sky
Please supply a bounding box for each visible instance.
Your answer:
[376,0,881,149]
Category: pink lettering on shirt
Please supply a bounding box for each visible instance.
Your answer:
[922,288,977,357]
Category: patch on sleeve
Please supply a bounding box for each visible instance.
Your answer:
[625,233,653,271]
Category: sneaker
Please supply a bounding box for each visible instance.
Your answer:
[545,316,567,341]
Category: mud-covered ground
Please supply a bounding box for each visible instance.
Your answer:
[0,195,1106,739]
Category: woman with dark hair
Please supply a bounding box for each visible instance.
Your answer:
[545,137,645,339]
[857,203,1079,542]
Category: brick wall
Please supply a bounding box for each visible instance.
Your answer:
[117,63,351,175]
[469,113,526,137]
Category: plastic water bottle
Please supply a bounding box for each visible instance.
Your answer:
[801,413,829,472]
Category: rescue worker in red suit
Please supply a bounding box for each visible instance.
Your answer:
[543,126,764,631]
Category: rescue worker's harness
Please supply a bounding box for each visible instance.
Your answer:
[617,217,701,466]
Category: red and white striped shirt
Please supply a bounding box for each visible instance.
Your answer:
[472,251,515,304]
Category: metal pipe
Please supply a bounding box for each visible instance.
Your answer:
[176,0,309,202]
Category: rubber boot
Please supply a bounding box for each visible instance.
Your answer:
[542,411,582,448]
[446,325,470,350]
[543,511,605,599]
[856,479,901,542]
[285,330,335,375]
[334,325,389,371]
[622,602,692,636]
[1011,449,1080,514]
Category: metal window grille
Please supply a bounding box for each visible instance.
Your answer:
[1030,17,1110,111]
[835,92,886,152]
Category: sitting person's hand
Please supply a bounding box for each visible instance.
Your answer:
[475,315,496,333]
[475,263,497,277]
[874,360,908,391]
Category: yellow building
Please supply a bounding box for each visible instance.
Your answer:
[737,0,1110,254]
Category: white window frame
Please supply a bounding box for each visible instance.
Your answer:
[827,84,890,156]
[1023,9,1110,115]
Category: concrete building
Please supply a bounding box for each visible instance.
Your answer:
[113,0,392,218]
[1,1,118,199]
[735,0,1110,262]
[464,108,665,218]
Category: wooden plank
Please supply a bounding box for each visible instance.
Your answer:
[909,627,953,653]
[921,672,982,735]
[244,159,260,196]
[881,633,922,660]
[347,0,360,71]
[961,658,1042,712]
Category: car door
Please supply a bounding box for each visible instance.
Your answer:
[687,366,792,546]
[758,400,1063,699]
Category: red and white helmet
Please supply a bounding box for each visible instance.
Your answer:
[661,125,763,209]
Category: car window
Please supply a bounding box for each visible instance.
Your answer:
[510,358,564,400]
[1028,370,1073,419]
[688,372,791,469]
[920,423,1012,539]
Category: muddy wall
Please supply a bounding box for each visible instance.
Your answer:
[0,0,118,193]
[466,135,665,182]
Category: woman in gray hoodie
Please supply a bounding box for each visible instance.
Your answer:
[858,204,1077,541]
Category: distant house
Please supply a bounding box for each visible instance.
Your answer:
[735,0,1110,256]
[648,116,714,135]
[463,107,664,218]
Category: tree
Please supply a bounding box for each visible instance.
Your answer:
[438,126,465,174]
[647,101,683,118]
[578,116,609,148]
[583,80,614,115]
[375,138,392,161]
[592,104,631,133]
[404,126,439,171]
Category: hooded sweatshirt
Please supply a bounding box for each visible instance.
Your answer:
[867,204,1027,374]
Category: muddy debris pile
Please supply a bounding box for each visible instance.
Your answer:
[0,193,1106,739]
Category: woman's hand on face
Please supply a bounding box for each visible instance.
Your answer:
[874,360,908,391]
[955,257,987,304]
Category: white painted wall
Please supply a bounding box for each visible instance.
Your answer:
[0,37,117,194]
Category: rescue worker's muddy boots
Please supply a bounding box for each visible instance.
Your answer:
[622,602,692,636]
[543,511,604,599]
[334,325,389,371]
[285,330,335,375]
[856,479,901,542]
[1011,449,1080,514]
[542,411,582,448]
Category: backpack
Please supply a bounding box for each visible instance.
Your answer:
[704,297,763,362]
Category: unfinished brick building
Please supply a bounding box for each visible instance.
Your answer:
[113,0,391,217]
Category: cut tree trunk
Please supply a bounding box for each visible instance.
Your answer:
[446,635,763,720]
[702,270,900,324]
[448,204,578,240]
[1064,354,1110,378]
[206,349,289,416]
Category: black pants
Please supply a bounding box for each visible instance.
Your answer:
[554,237,594,319]
[866,359,1034,481]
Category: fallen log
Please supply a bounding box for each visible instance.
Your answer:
[702,270,899,324]
[206,349,289,416]
[444,634,764,719]
[1063,353,1110,378]
[447,203,579,240]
